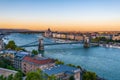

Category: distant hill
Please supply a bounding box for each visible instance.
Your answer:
[0,29,30,33]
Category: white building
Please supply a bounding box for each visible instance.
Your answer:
[0,68,17,77]
[112,35,120,40]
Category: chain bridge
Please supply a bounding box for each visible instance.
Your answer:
[18,37,99,51]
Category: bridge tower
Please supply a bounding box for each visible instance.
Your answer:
[83,36,90,48]
[38,38,44,52]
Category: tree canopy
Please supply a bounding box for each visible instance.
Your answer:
[26,70,57,80]
[32,50,39,55]
[0,56,13,69]
[55,59,64,65]
[69,76,75,80]
[13,72,23,80]
[83,71,97,80]
[5,40,17,50]
[26,70,43,80]
[5,40,26,51]
[0,72,22,80]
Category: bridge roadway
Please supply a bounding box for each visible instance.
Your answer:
[19,41,83,47]
[19,41,99,48]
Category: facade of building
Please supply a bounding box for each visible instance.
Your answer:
[75,35,83,41]
[14,51,29,69]
[52,32,58,38]
[0,50,17,64]
[43,65,81,80]
[67,34,75,40]
[21,56,55,73]
[112,35,120,40]
[0,68,17,77]
[44,28,52,37]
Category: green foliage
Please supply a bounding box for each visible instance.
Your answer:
[69,76,75,80]
[67,64,76,67]
[0,75,6,80]
[0,56,13,69]
[15,47,26,51]
[47,75,57,80]
[26,70,43,80]
[55,59,64,65]
[13,72,23,80]
[5,40,17,50]
[77,65,82,70]
[91,37,108,42]
[26,70,57,80]
[6,65,15,70]
[7,74,13,80]
[0,72,23,80]
[91,37,119,44]
[5,40,26,51]
[83,71,97,80]
[32,50,39,55]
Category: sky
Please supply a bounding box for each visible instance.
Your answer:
[0,0,120,31]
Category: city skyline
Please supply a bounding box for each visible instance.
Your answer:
[0,0,120,31]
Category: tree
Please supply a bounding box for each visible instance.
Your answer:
[26,70,43,80]
[47,75,56,80]
[5,40,17,50]
[13,72,22,80]
[0,56,13,68]
[67,64,76,67]
[55,59,64,65]
[83,71,97,80]
[77,65,82,71]
[69,76,75,80]
[7,74,13,80]
[15,47,26,51]
[0,75,6,80]
[32,50,39,55]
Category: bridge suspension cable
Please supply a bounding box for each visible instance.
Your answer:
[18,40,38,47]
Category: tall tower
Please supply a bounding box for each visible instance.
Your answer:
[44,28,52,37]
[83,36,90,48]
[38,38,44,52]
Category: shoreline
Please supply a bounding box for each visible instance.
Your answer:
[100,44,120,49]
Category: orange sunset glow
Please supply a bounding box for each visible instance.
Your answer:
[0,19,120,31]
[0,0,120,31]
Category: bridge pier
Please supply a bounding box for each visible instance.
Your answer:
[38,38,44,52]
[83,37,90,48]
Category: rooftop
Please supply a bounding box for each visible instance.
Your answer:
[43,65,80,76]
[23,56,55,65]
[15,51,29,60]
[0,50,17,54]
[0,68,17,77]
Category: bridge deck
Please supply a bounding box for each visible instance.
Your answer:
[19,41,83,47]
[19,42,99,47]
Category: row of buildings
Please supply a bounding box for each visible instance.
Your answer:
[0,50,81,80]
[44,28,84,41]
[44,28,120,41]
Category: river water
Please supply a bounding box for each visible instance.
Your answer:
[4,33,120,80]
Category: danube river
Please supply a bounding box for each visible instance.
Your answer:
[4,33,120,80]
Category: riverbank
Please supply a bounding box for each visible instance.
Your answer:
[100,43,120,49]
